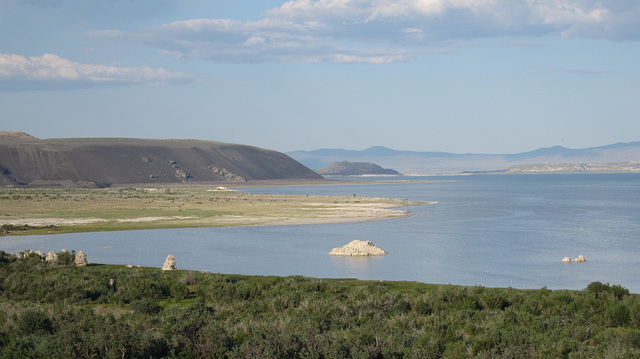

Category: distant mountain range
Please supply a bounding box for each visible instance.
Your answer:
[288,142,640,174]
[0,132,322,187]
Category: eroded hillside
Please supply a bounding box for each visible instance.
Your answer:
[0,134,322,187]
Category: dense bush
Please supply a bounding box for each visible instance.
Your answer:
[1,251,639,358]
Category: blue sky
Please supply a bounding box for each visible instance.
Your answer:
[1,0,639,154]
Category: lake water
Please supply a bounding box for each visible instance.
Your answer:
[1,174,639,292]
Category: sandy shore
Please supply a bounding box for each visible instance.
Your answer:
[0,203,416,228]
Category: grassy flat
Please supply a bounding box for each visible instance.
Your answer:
[0,187,426,235]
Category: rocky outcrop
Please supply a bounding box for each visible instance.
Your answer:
[208,166,246,182]
[74,250,87,266]
[162,254,176,270]
[329,240,388,256]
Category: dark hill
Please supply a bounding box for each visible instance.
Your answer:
[316,161,400,176]
[0,135,322,187]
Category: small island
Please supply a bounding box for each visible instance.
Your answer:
[316,161,400,176]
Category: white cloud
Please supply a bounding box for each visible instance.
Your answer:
[0,53,191,89]
[90,0,640,64]
[93,17,407,63]
[269,0,640,40]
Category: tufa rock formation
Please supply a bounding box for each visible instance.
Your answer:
[16,249,44,259]
[162,254,176,270]
[562,255,586,263]
[329,240,388,256]
[45,251,57,262]
[74,250,88,266]
[15,248,89,267]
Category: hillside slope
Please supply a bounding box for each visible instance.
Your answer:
[0,133,322,187]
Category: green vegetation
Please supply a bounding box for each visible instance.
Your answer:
[0,187,419,235]
[1,251,639,358]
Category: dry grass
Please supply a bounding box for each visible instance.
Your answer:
[0,187,427,235]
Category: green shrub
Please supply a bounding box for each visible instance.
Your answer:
[130,298,163,315]
[587,281,630,300]
[15,310,53,335]
[2,251,640,358]
[55,250,75,266]
[169,281,188,302]
[606,303,631,327]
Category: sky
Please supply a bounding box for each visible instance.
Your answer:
[1,0,639,154]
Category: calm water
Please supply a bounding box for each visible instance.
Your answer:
[2,174,639,292]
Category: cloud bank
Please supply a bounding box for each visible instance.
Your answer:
[92,0,640,64]
[0,53,191,90]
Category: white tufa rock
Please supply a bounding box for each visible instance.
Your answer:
[74,250,88,266]
[562,254,586,263]
[45,251,57,262]
[17,249,44,259]
[329,240,388,256]
[162,254,176,270]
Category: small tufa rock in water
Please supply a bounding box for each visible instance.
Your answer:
[329,240,388,256]
[562,255,586,263]
[74,250,88,266]
[573,255,586,263]
[162,254,176,270]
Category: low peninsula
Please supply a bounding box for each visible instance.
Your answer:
[0,186,426,236]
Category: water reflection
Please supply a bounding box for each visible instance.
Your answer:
[329,255,386,279]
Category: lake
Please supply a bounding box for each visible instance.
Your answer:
[2,173,639,292]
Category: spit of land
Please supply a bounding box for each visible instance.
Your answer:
[0,185,428,235]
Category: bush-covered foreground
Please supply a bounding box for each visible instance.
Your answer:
[1,251,639,358]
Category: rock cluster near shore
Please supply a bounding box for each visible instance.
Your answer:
[16,249,88,266]
[329,240,388,256]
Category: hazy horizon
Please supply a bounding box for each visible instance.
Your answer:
[2,1,639,154]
